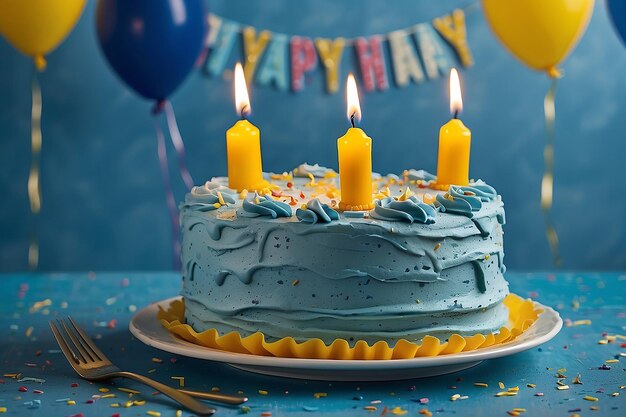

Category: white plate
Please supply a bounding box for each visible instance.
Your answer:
[129,297,562,381]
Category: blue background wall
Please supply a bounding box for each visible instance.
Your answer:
[1,0,625,272]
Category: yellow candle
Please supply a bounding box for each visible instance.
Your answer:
[338,74,374,211]
[226,63,266,192]
[435,68,471,189]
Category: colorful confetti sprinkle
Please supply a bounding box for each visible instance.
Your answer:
[390,406,408,415]
[170,376,185,387]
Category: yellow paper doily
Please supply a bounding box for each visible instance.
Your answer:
[158,293,541,360]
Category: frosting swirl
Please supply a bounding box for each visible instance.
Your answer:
[370,196,437,224]
[404,169,436,183]
[240,194,292,218]
[293,163,336,178]
[296,198,340,224]
[435,183,497,217]
[183,182,237,211]
[462,181,497,201]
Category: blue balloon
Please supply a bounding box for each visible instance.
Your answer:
[608,0,626,47]
[95,0,208,101]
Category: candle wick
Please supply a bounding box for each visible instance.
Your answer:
[453,110,459,120]
[240,104,249,120]
[350,113,356,128]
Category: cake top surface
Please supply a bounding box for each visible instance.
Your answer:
[182,163,504,239]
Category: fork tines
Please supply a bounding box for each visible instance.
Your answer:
[49,317,108,366]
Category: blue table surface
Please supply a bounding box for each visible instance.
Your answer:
[0,272,624,417]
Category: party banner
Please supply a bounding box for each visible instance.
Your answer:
[203,7,475,93]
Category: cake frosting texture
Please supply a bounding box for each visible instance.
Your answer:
[180,165,508,345]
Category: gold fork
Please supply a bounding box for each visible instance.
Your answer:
[50,317,241,415]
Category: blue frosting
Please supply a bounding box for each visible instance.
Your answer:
[404,169,436,182]
[435,183,497,217]
[183,182,237,211]
[296,198,340,224]
[293,163,336,178]
[181,170,509,345]
[370,196,437,224]
[240,194,292,218]
[462,181,497,201]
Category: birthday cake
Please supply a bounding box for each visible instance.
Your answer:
[178,163,509,347]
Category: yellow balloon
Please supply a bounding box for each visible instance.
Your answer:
[0,0,86,71]
[482,0,594,77]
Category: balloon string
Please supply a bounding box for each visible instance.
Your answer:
[541,78,562,267]
[28,74,43,270]
[164,101,195,190]
[153,115,182,270]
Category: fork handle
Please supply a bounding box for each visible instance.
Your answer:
[113,371,215,416]
[178,388,248,405]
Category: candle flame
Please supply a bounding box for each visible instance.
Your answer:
[346,73,361,124]
[234,62,251,117]
[449,68,463,116]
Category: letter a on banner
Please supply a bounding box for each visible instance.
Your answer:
[388,30,424,87]
[257,33,289,91]
[413,23,453,80]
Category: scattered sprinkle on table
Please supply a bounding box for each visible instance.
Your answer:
[171,376,185,387]
[258,389,268,395]
[495,391,517,397]
[151,357,163,363]
[474,382,488,387]
[118,387,141,394]
[146,411,161,417]
[583,395,599,402]
[390,406,408,415]
[313,392,327,399]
